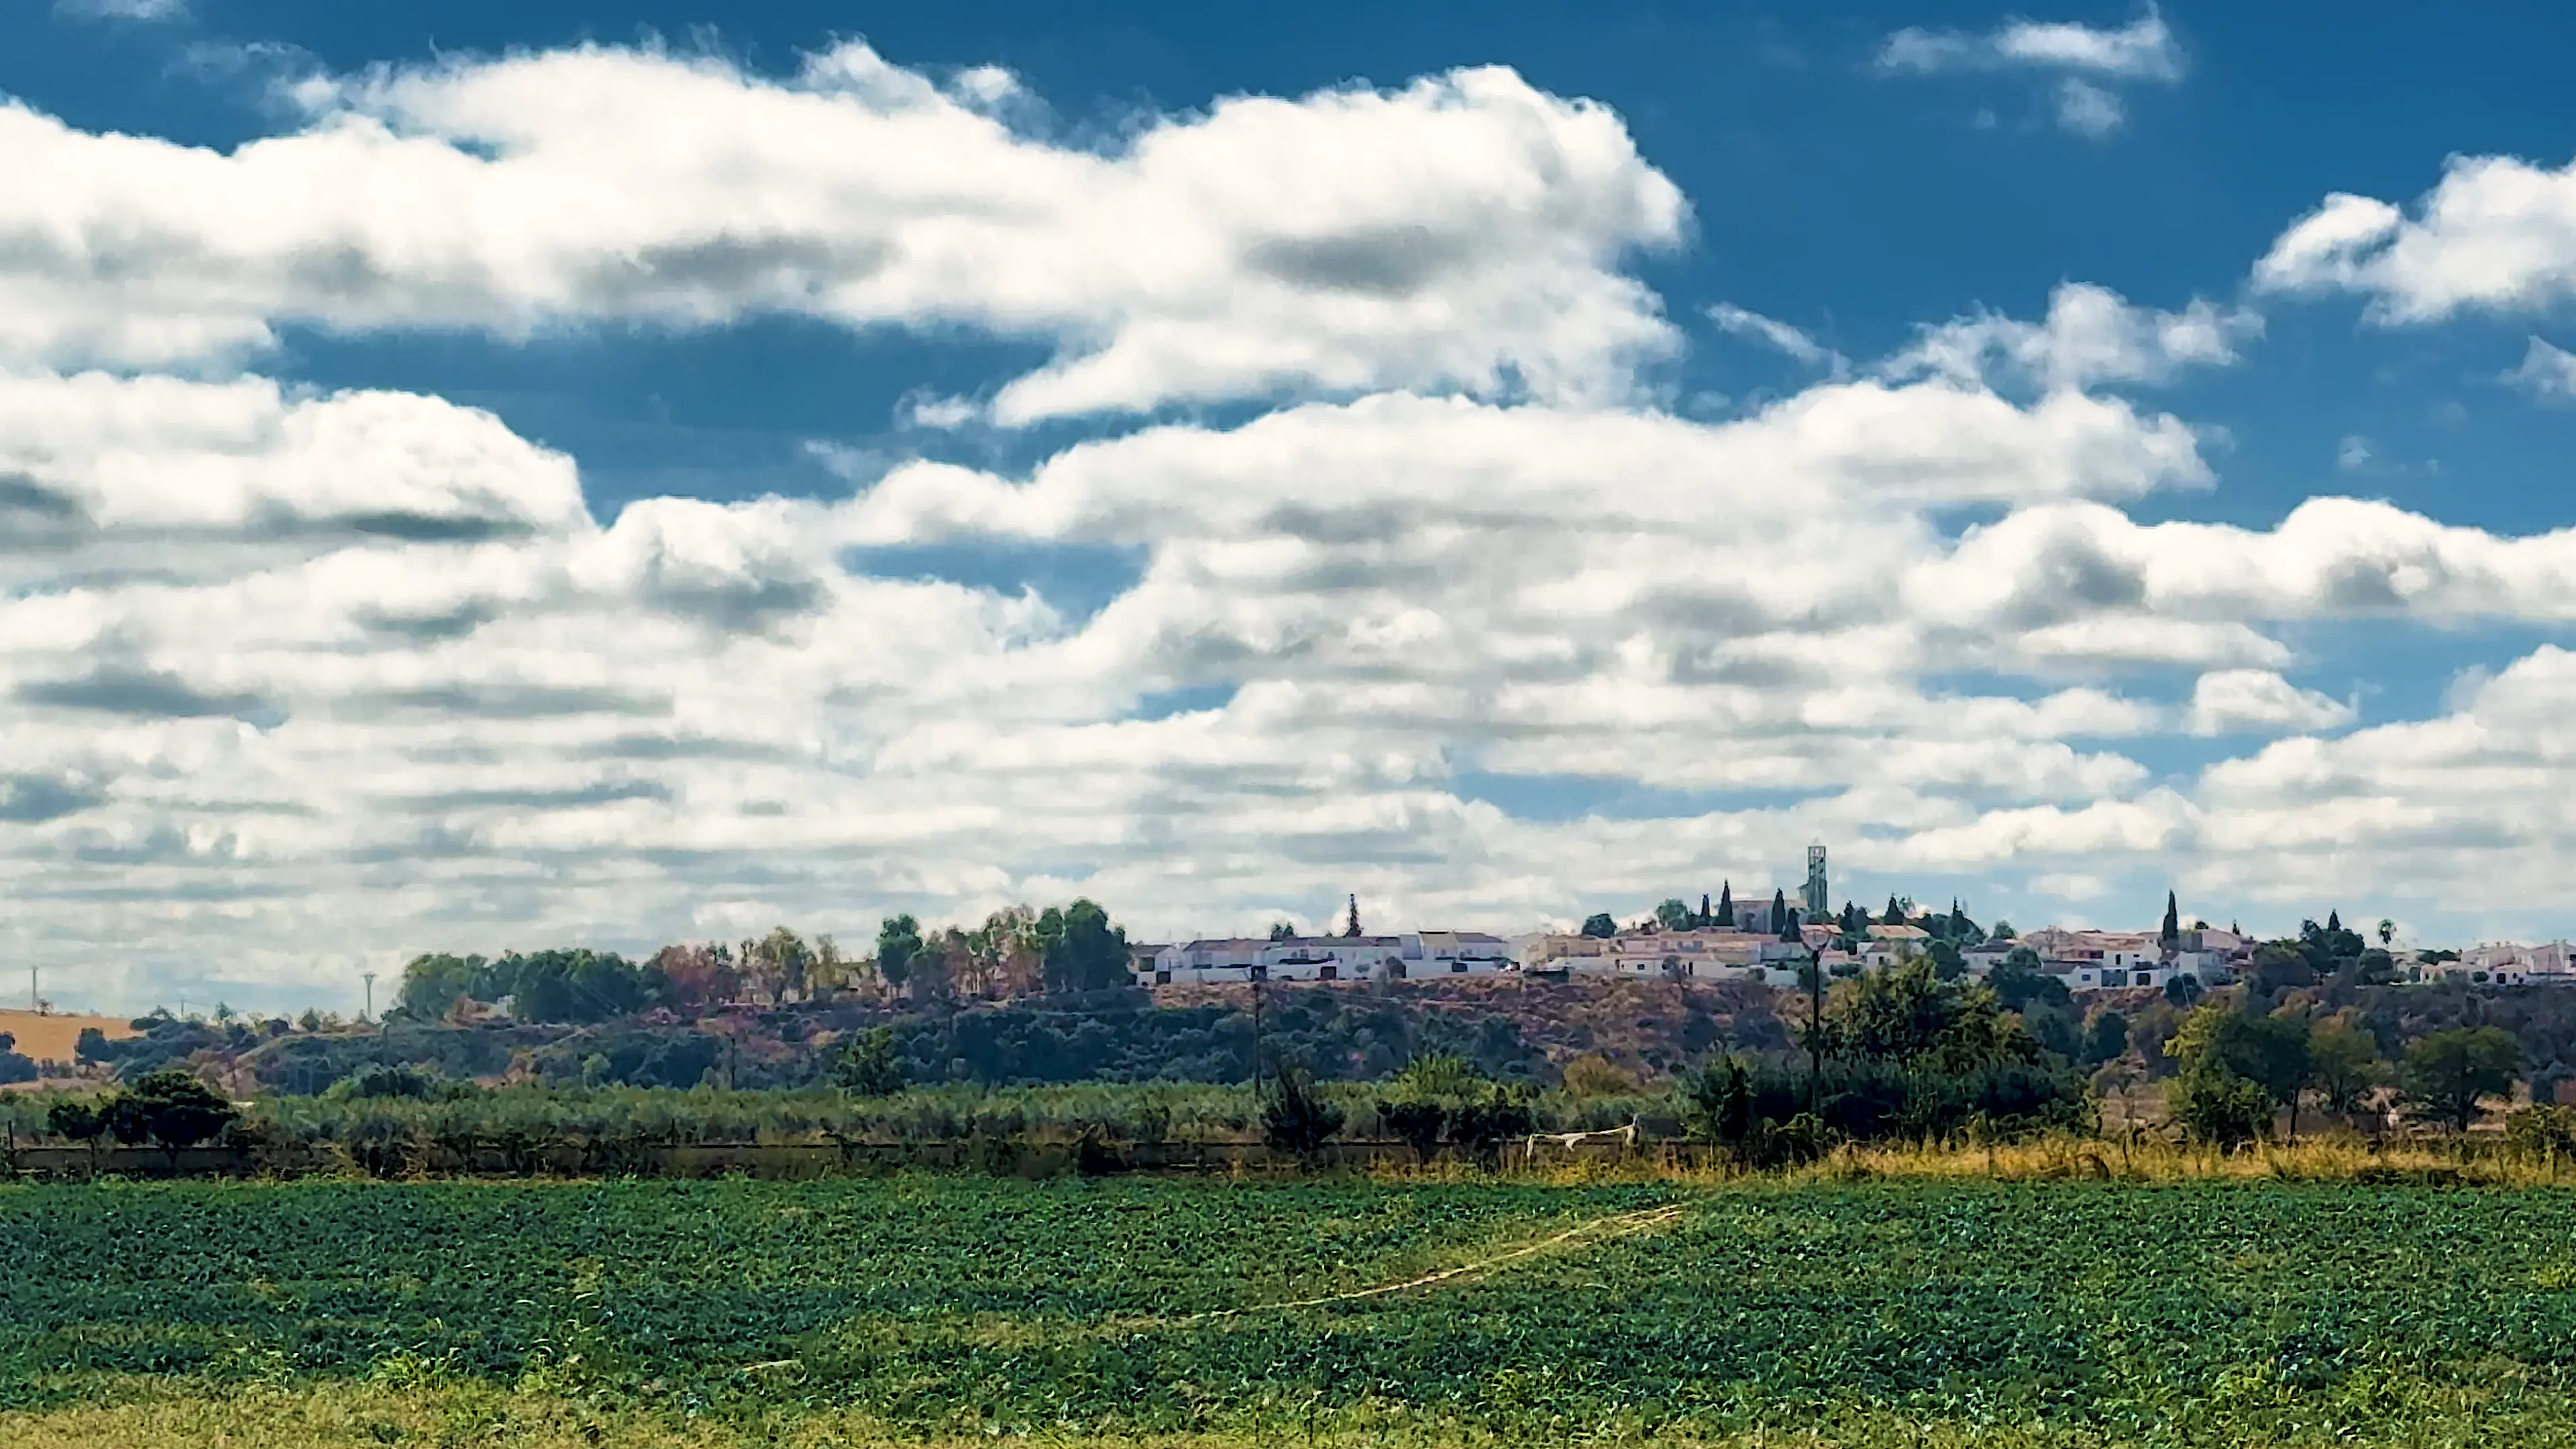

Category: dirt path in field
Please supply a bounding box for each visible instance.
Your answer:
[1172,1201,1693,1324]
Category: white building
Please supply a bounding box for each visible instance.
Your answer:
[1142,932,1515,985]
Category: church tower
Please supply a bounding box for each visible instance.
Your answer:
[1803,845,1829,920]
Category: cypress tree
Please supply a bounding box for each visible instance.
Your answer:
[2160,890,2181,947]
[1717,881,1735,928]
[1699,893,1713,929]
[1770,890,1788,936]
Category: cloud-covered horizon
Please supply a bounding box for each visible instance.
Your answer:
[7,35,2576,1012]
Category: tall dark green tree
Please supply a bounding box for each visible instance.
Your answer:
[1698,893,1713,928]
[1882,895,1906,926]
[1042,899,1130,993]
[874,915,924,991]
[1769,890,1789,936]
[2160,891,2182,947]
[1716,881,1734,928]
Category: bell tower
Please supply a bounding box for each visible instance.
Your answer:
[1803,845,1829,920]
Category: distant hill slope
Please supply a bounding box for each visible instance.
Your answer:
[0,1009,135,1065]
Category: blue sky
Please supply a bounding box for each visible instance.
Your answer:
[8,0,2576,1012]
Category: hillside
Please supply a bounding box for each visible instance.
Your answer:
[0,1009,133,1065]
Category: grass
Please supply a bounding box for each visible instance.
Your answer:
[9,1172,2576,1446]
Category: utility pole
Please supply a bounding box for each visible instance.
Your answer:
[1248,974,1265,1104]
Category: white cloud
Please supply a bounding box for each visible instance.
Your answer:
[1883,282,2259,394]
[0,46,1685,423]
[2508,337,2576,400]
[1877,9,2181,136]
[2186,669,2354,737]
[56,0,188,19]
[2053,79,2126,138]
[1706,303,1847,374]
[17,38,2576,1005]
[2337,435,2372,471]
[1880,9,2182,79]
[2254,155,2576,321]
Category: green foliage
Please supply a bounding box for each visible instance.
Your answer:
[1258,1057,1344,1163]
[875,915,924,989]
[394,949,662,1024]
[321,1064,447,1102]
[2167,1063,2273,1148]
[1986,953,2068,1012]
[101,1069,239,1163]
[2308,1020,2381,1117]
[1654,898,1695,932]
[25,1179,2576,1442]
[1579,912,1617,939]
[1375,1053,1536,1166]
[1828,959,2042,1074]
[2083,1010,2130,1067]
[1038,899,1130,994]
[2402,1026,2524,1132]
[833,1027,906,1097]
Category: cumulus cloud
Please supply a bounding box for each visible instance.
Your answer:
[1876,8,2182,136]
[1882,282,2259,394]
[2254,155,2576,321]
[14,37,2576,1004]
[0,45,1684,421]
[2186,669,2354,737]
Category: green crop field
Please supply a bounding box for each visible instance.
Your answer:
[5,1176,2576,1447]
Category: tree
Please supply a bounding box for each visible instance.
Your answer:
[1828,959,2040,1075]
[1580,913,1618,940]
[103,1069,239,1168]
[2400,1026,2523,1133]
[2308,1020,2381,1122]
[2169,1064,2273,1148]
[1655,898,1695,933]
[1377,1097,1448,1163]
[1269,920,1296,942]
[1927,939,1966,981]
[1988,920,2016,941]
[833,1027,906,1097]
[1987,951,2069,1012]
[1697,894,1713,928]
[46,1099,109,1172]
[1342,894,1363,938]
[1042,899,1130,993]
[1840,901,1870,938]
[1882,895,1906,927]
[2084,1010,2131,1068]
[1770,890,1790,936]
[1716,882,1734,928]
[2164,973,2204,1008]
[2164,1004,2313,1138]
[2159,892,2181,947]
[2377,918,2396,949]
[874,915,924,991]
[1260,1057,1345,1165]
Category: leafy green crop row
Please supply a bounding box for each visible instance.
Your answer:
[7,1177,2576,1444]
